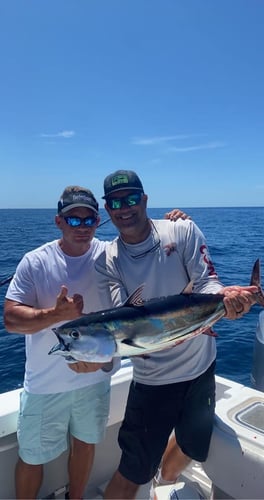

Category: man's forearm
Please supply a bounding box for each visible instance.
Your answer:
[4,305,61,334]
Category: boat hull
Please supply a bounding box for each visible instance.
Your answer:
[1,360,264,499]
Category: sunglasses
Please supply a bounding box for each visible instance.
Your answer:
[106,192,143,210]
[63,216,98,227]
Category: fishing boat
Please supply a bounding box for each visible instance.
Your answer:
[1,311,264,500]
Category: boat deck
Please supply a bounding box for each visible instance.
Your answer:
[1,360,264,499]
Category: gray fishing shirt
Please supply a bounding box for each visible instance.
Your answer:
[95,219,224,385]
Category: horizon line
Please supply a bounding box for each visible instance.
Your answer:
[0,206,264,210]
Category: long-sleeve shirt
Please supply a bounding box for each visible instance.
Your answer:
[95,218,224,385]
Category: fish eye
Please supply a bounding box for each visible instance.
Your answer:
[70,330,80,339]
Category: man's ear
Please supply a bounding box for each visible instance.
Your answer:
[55,215,62,228]
[105,202,111,216]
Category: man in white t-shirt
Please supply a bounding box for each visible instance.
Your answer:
[4,184,187,499]
[95,169,258,499]
[4,186,119,499]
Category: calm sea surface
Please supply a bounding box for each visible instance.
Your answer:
[0,207,264,394]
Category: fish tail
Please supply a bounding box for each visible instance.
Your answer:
[251,259,264,307]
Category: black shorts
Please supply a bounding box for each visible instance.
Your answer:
[118,361,216,484]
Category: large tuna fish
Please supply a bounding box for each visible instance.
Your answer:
[49,260,264,363]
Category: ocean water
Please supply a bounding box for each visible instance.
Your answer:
[0,207,264,394]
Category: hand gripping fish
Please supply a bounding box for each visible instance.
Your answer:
[49,259,264,363]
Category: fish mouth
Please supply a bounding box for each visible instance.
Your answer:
[49,328,70,355]
[48,341,78,363]
[48,342,67,355]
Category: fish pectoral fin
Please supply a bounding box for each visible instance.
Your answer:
[202,328,218,337]
[121,338,143,349]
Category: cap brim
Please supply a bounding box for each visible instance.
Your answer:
[59,203,98,214]
[102,187,143,199]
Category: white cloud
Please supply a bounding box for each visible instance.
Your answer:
[40,130,75,138]
[149,158,162,164]
[167,141,226,153]
[131,135,192,145]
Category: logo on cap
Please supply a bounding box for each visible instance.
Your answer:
[71,193,89,202]
[111,174,129,187]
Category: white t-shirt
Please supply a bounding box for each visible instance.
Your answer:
[95,219,224,385]
[6,238,120,394]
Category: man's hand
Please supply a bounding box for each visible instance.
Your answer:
[4,285,84,334]
[67,361,106,373]
[164,209,191,221]
[54,285,83,321]
[220,285,258,320]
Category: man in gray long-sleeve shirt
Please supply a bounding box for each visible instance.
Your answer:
[95,169,258,499]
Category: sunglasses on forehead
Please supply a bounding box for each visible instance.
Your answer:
[63,216,98,227]
[106,192,143,210]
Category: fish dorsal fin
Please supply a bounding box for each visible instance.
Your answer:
[181,281,194,294]
[123,284,145,307]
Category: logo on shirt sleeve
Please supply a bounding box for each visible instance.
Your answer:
[200,245,217,277]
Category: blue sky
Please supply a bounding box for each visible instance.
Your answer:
[0,0,263,208]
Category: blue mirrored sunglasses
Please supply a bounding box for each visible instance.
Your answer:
[106,192,143,210]
[63,216,98,227]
